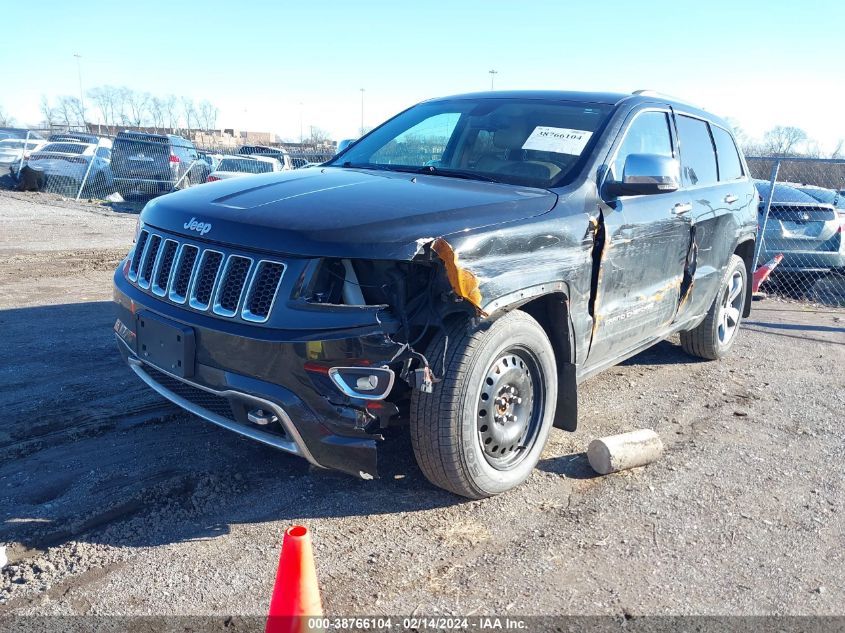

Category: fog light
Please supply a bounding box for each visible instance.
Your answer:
[328,366,394,400]
[356,375,379,391]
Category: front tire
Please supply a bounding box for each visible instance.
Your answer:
[680,254,747,360]
[410,310,557,499]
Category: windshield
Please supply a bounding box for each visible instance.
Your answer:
[218,158,274,173]
[328,97,613,188]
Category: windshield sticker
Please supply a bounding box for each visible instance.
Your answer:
[521,126,593,155]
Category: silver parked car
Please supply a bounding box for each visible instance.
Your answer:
[205,154,284,182]
[755,180,845,274]
[25,140,114,196]
[0,138,48,175]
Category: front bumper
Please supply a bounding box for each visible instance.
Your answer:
[759,247,845,273]
[113,267,406,479]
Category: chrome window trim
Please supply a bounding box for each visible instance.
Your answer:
[602,106,676,192]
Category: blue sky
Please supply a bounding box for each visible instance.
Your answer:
[2,0,843,148]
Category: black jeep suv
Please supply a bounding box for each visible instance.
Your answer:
[113,91,757,498]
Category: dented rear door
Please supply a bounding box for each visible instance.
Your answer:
[672,116,754,321]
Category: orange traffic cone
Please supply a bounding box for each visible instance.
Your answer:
[266,525,323,633]
[752,253,784,293]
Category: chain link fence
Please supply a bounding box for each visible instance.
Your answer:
[3,127,844,307]
[1,127,335,203]
[746,157,845,306]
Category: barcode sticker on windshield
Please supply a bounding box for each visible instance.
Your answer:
[522,127,593,155]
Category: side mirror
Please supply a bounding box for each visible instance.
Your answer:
[606,154,680,197]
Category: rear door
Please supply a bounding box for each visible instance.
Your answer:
[588,107,693,365]
[672,115,754,320]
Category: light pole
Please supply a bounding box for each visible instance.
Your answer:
[360,88,365,136]
[74,53,86,129]
[299,101,303,144]
[488,69,498,90]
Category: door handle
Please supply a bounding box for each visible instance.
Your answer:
[673,202,693,215]
[724,194,738,204]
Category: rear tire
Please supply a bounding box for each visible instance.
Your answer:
[410,310,557,499]
[680,254,747,360]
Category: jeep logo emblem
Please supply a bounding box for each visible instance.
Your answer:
[183,217,212,236]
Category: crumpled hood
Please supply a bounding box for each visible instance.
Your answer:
[141,167,558,259]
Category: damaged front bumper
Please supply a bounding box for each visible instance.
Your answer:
[113,269,409,479]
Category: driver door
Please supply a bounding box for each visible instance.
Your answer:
[586,108,693,366]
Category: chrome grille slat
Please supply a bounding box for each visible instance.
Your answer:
[242,260,286,323]
[213,255,254,317]
[188,250,224,311]
[128,230,150,282]
[137,234,162,289]
[168,244,200,304]
[128,231,284,323]
[151,239,179,297]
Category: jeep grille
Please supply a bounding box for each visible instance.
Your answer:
[127,229,285,323]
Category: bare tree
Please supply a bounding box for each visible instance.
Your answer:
[304,126,331,147]
[88,86,120,128]
[55,96,85,128]
[763,126,807,156]
[198,100,218,132]
[723,117,748,147]
[123,89,150,128]
[149,97,165,132]
[164,95,179,132]
[182,97,197,136]
[0,105,14,126]
[69,96,87,130]
[116,87,133,126]
[830,140,843,159]
[39,96,57,128]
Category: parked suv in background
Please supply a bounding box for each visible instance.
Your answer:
[112,131,209,200]
[114,90,756,498]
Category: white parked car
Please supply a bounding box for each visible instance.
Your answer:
[0,138,48,174]
[206,154,283,182]
[25,139,114,195]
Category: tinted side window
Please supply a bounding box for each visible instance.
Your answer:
[612,111,673,181]
[677,115,717,186]
[711,126,743,181]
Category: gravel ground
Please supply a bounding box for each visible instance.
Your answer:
[0,190,843,620]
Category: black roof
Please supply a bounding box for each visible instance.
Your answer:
[432,90,630,105]
[427,90,728,130]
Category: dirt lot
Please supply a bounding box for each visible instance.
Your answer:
[1,189,843,619]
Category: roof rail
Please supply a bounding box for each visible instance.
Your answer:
[631,89,703,109]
